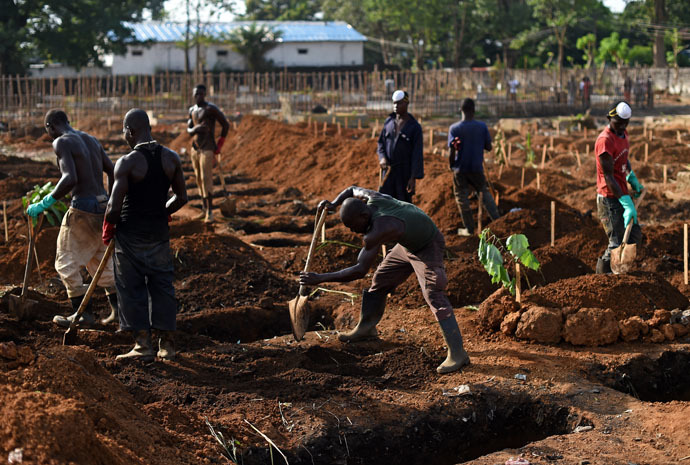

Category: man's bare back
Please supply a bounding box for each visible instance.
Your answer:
[52,130,111,200]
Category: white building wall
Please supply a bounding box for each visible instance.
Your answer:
[111,41,363,74]
[266,42,363,67]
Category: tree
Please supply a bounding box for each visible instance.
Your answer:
[224,23,282,71]
[576,33,596,69]
[242,0,321,20]
[1,0,166,71]
[596,32,629,69]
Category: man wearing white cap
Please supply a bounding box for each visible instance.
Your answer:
[376,90,424,203]
[594,101,644,274]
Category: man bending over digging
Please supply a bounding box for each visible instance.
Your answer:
[299,186,470,374]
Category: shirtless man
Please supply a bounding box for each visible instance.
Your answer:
[26,110,119,327]
[103,109,187,361]
[300,186,470,374]
[188,84,229,223]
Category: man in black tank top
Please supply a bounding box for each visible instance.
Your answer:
[103,109,188,361]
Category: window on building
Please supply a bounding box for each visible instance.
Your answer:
[131,50,143,56]
[216,50,228,57]
[297,49,308,55]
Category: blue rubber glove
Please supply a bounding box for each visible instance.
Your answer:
[619,194,637,227]
[26,194,56,218]
[626,170,644,198]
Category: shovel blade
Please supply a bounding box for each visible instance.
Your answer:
[218,196,237,217]
[288,294,310,341]
[611,243,637,274]
[8,295,38,321]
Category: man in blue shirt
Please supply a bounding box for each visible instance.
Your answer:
[377,90,424,203]
[447,98,500,236]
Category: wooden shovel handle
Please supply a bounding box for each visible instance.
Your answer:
[70,241,115,324]
[621,189,645,246]
[20,215,44,300]
[297,207,328,295]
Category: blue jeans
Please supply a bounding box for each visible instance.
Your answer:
[596,195,642,261]
[71,195,108,214]
[113,229,177,331]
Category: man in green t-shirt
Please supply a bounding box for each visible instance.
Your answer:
[300,186,470,374]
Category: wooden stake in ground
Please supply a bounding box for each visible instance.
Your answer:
[344,117,348,129]
[498,163,504,181]
[357,119,361,130]
[575,149,581,168]
[644,143,649,163]
[337,122,342,136]
[643,124,647,139]
[233,121,238,130]
[584,127,588,139]
[429,128,433,145]
[650,129,654,142]
[3,200,7,243]
[683,223,688,286]
[515,263,522,303]
[332,116,336,124]
[549,135,554,150]
[586,144,590,157]
[536,171,540,191]
[578,122,582,132]
[520,167,525,189]
[677,130,682,144]
[508,142,512,162]
[314,123,318,138]
[477,192,483,235]
[541,145,547,169]
[371,124,376,139]
[663,164,668,187]
[322,122,327,136]
[307,116,312,128]
[551,201,555,247]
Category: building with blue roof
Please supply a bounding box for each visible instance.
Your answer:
[108,21,366,74]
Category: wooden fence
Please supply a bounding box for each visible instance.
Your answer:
[1,68,687,128]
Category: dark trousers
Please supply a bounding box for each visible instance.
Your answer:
[113,230,177,331]
[369,231,453,321]
[596,195,642,261]
[452,171,499,234]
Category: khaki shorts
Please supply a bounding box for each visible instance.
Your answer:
[191,147,215,198]
[55,207,115,298]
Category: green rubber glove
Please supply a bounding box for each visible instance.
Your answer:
[626,170,644,198]
[619,194,637,227]
[26,194,56,218]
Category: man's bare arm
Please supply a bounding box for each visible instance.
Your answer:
[166,152,188,215]
[599,152,623,198]
[51,139,79,200]
[320,186,379,210]
[213,105,230,137]
[299,240,380,285]
[101,145,114,195]
[105,157,131,224]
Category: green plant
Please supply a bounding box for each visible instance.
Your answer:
[516,132,536,167]
[478,228,540,296]
[21,182,69,226]
[205,417,242,464]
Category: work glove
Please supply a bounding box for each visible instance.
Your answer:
[626,170,644,198]
[619,194,637,227]
[102,218,116,245]
[450,136,461,151]
[27,194,56,218]
[214,136,226,155]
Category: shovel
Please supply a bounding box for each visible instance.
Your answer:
[611,190,645,275]
[288,207,328,341]
[8,214,44,321]
[63,240,115,345]
[216,153,237,217]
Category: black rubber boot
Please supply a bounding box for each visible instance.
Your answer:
[437,315,470,374]
[116,330,155,362]
[101,293,118,325]
[339,290,387,342]
[596,257,612,274]
[52,295,95,328]
[157,331,176,361]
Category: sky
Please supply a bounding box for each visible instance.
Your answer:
[160,0,626,22]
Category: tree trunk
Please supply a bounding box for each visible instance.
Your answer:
[195,1,202,75]
[185,0,190,73]
[653,0,666,67]
[557,28,565,90]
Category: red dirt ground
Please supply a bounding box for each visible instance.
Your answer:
[1,114,689,464]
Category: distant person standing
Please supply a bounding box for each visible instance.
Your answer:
[377,90,423,203]
[104,109,188,361]
[567,77,576,106]
[188,84,229,223]
[508,77,519,103]
[646,76,654,109]
[580,76,591,109]
[623,76,632,102]
[447,98,500,236]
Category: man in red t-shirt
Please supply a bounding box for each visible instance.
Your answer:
[594,102,644,274]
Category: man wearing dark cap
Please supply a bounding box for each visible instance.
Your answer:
[103,109,188,361]
[300,186,470,374]
[27,109,119,327]
[376,90,423,203]
[595,101,643,274]
[188,84,230,223]
[447,98,499,236]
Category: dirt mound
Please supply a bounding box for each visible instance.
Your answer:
[0,226,60,283]
[0,346,201,464]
